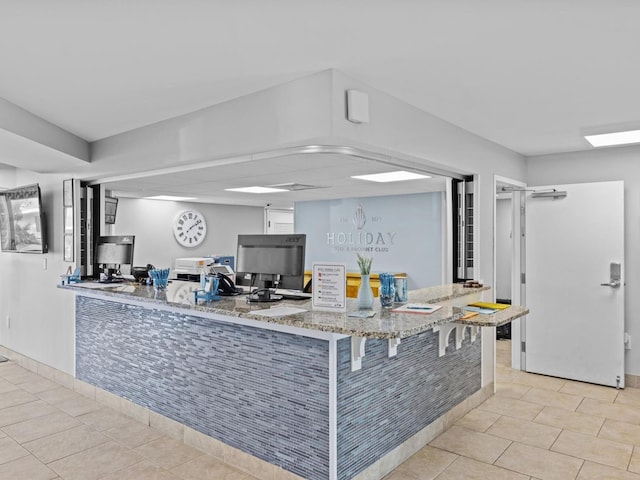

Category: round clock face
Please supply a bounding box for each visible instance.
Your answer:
[173,210,207,247]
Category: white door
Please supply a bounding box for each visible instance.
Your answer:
[525,181,624,387]
[265,209,294,234]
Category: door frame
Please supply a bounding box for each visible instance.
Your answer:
[493,175,526,370]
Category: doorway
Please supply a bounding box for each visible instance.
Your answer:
[525,181,625,387]
[265,209,294,234]
[494,175,526,371]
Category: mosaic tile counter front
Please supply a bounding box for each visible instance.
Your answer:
[66,282,527,479]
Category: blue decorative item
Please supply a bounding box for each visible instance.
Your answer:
[379,273,396,308]
[61,267,81,285]
[394,276,408,303]
[195,274,220,304]
[149,268,170,290]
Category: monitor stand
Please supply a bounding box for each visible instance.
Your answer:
[247,288,283,303]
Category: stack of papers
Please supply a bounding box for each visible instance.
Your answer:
[391,303,443,315]
[463,302,510,315]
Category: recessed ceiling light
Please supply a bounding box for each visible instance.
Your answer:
[584,129,640,147]
[146,195,196,201]
[351,171,431,183]
[225,186,289,194]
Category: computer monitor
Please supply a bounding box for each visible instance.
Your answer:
[236,233,306,301]
[95,235,135,277]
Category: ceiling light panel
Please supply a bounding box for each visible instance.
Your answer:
[269,183,326,191]
[146,195,196,201]
[224,186,289,194]
[351,171,431,183]
[584,129,640,147]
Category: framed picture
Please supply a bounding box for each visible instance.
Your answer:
[64,207,73,234]
[63,179,74,261]
[64,234,73,262]
[63,179,73,207]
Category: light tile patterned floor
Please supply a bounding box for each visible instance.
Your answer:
[1,341,640,479]
[0,360,255,480]
[386,340,640,480]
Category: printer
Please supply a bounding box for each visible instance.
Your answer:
[173,257,214,281]
[173,257,235,282]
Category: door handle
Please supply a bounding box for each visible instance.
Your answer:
[601,262,621,288]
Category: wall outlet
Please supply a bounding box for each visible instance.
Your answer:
[625,332,631,350]
[5,316,9,329]
[43,258,47,270]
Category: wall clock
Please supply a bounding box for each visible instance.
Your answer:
[173,209,207,247]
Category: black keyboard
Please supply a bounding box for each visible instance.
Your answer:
[98,277,124,284]
[280,293,312,300]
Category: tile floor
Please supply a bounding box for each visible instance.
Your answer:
[385,341,640,480]
[1,342,639,479]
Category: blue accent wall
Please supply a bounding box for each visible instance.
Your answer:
[295,193,443,289]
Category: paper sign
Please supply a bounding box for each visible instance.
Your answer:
[312,262,347,312]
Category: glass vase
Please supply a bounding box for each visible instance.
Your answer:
[357,274,374,310]
[379,273,396,308]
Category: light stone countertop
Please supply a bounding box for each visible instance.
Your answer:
[60,280,528,339]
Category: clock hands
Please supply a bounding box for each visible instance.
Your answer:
[185,219,202,234]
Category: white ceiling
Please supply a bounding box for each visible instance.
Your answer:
[1,0,639,158]
[105,153,449,208]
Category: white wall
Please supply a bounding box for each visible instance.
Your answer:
[114,198,264,269]
[0,171,76,374]
[0,164,16,189]
[495,197,512,301]
[0,97,90,164]
[327,70,527,291]
[89,70,335,180]
[527,145,640,375]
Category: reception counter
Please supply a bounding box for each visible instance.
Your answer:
[62,280,527,480]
